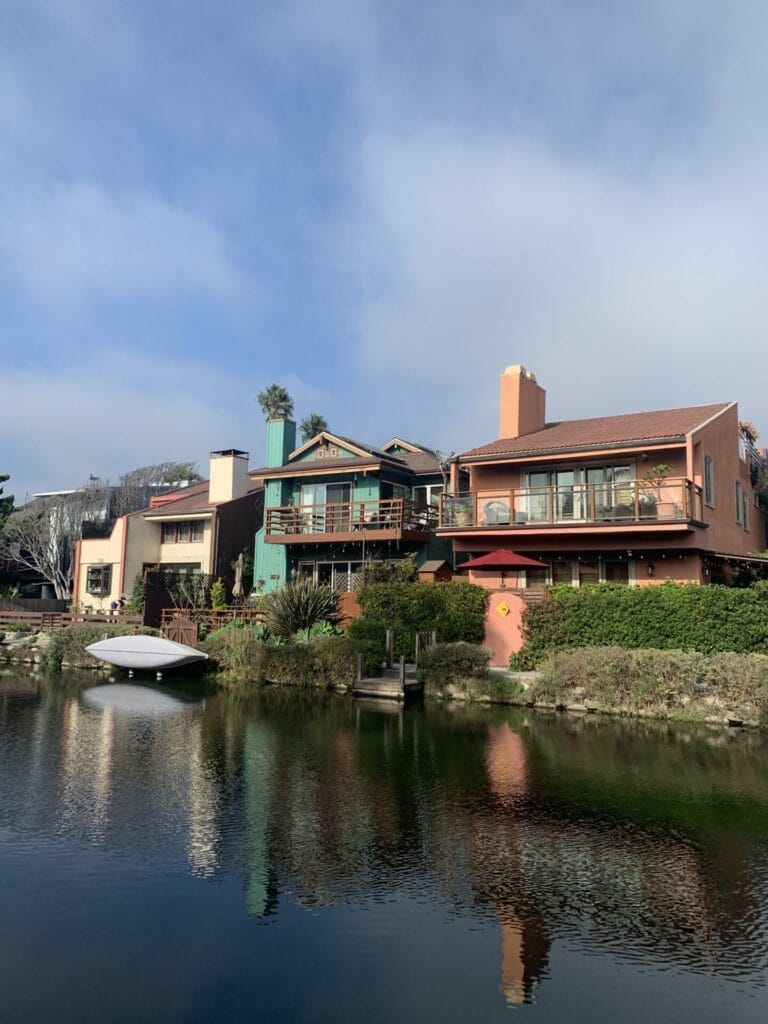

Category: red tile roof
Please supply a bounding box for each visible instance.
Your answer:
[461,403,732,460]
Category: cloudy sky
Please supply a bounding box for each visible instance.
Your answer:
[1,0,766,500]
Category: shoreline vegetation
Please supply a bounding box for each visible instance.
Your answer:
[2,579,767,729]
[3,625,767,730]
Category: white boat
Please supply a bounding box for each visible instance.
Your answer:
[85,635,209,672]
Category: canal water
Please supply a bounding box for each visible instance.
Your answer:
[1,672,768,1023]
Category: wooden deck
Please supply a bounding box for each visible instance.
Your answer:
[352,659,423,701]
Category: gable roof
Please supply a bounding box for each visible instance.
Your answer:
[461,403,733,461]
[380,437,437,456]
[288,431,380,462]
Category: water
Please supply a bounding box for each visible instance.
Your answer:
[1,671,768,1023]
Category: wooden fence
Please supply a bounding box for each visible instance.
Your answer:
[0,610,143,630]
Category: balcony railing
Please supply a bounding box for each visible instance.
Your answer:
[439,479,704,529]
[266,498,438,538]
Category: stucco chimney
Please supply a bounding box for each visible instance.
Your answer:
[498,365,546,439]
[209,449,249,503]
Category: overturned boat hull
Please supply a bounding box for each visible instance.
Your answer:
[85,635,208,672]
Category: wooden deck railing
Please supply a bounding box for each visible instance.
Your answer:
[266,498,437,537]
[440,478,704,529]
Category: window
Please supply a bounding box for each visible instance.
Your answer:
[86,564,112,595]
[743,490,750,531]
[412,484,444,508]
[703,455,714,507]
[161,520,205,543]
[735,482,743,524]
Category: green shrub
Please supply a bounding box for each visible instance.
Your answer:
[126,573,145,614]
[346,618,387,674]
[356,582,488,658]
[263,580,339,639]
[43,623,159,672]
[209,578,227,610]
[517,582,768,666]
[3,623,33,634]
[201,623,268,682]
[485,675,527,703]
[417,641,491,695]
[294,620,340,643]
[531,646,768,723]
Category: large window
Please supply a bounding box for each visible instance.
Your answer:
[735,481,743,524]
[161,520,205,543]
[703,455,715,507]
[86,564,112,595]
[299,482,352,531]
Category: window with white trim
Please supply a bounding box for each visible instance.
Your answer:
[735,481,743,524]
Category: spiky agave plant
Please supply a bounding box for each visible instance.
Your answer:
[263,579,339,639]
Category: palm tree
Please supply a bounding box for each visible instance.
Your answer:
[299,413,328,442]
[256,384,294,421]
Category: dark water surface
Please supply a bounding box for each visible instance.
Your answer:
[2,671,768,1023]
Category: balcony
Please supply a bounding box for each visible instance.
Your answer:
[265,498,437,544]
[439,479,705,532]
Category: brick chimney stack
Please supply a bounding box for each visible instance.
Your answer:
[498,365,546,439]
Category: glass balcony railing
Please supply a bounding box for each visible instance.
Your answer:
[439,479,703,529]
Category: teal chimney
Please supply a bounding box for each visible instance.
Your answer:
[266,418,296,468]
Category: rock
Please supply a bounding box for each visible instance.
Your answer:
[566,703,587,713]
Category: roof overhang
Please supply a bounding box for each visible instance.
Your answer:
[144,511,214,522]
[460,438,687,466]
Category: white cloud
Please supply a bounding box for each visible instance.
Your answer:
[339,128,768,451]
[1,183,246,301]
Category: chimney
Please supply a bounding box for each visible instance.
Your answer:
[499,365,546,439]
[209,449,249,503]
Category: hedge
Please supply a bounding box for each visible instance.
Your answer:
[356,582,488,659]
[531,646,768,725]
[201,626,377,689]
[514,582,768,667]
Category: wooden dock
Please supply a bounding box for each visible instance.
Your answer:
[352,657,423,701]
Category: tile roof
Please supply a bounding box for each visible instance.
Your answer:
[142,478,262,517]
[461,403,732,460]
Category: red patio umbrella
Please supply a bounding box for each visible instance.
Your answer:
[457,549,547,587]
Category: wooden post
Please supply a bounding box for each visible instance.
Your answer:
[356,653,364,683]
[415,633,421,665]
[399,655,406,690]
[385,629,394,668]
[431,630,436,647]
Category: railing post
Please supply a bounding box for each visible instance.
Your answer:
[399,655,406,690]
[385,629,394,669]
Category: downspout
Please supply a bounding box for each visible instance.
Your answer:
[210,510,219,577]
[117,516,129,597]
[72,538,82,609]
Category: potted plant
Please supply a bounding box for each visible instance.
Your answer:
[641,464,677,518]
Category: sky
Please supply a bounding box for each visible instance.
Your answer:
[1,0,766,501]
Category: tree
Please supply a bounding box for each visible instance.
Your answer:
[257,384,294,421]
[109,461,201,518]
[299,413,328,442]
[0,487,108,599]
[0,461,200,600]
[0,475,14,533]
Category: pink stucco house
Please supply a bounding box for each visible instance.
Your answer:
[439,365,767,593]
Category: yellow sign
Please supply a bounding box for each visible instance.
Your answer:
[497,602,510,617]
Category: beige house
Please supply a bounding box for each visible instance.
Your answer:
[73,450,263,612]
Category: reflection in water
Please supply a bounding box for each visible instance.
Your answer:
[1,677,768,1022]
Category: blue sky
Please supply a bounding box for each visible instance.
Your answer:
[1,0,766,500]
